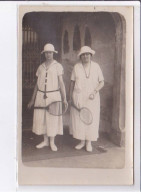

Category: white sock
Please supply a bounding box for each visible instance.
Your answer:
[44,135,49,144]
[50,138,58,151]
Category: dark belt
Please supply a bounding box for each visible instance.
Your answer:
[38,89,60,93]
[38,88,60,99]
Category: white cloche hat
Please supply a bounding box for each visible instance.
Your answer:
[78,46,95,57]
[41,43,58,54]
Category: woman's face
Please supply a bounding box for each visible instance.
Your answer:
[45,51,54,61]
[80,53,91,64]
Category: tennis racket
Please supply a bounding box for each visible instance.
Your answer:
[34,101,67,116]
[71,103,93,125]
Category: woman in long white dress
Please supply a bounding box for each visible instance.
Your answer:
[28,43,68,151]
[69,46,104,152]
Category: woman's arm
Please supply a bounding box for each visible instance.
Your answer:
[95,80,104,92]
[27,81,38,109]
[89,80,104,100]
[58,75,67,101]
[69,80,75,103]
[58,75,68,109]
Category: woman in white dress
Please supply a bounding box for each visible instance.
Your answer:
[28,43,68,151]
[69,46,104,152]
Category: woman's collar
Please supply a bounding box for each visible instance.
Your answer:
[42,60,56,70]
[80,60,92,66]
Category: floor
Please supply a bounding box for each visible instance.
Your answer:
[22,128,125,169]
[24,147,124,169]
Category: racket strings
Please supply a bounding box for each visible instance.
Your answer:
[80,108,93,125]
[48,101,64,116]
[34,101,66,116]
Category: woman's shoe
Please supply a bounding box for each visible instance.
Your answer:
[86,142,92,152]
[75,141,85,150]
[36,141,49,149]
[50,143,58,151]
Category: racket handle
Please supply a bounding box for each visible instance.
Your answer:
[34,106,49,110]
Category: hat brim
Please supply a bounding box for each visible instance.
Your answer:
[78,50,95,57]
[41,50,58,54]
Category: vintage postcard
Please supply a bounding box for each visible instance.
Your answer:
[18,4,133,185]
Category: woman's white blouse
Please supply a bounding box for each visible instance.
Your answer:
[71,61,104,93]
[36,60,64,91]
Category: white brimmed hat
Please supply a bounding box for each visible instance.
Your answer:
[78,46,95,57]
[41,43,58,54]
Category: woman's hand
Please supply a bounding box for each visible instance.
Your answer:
[89,90,97,100]
[27,99,34,109]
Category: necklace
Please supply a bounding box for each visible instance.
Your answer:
[82,62,91,79]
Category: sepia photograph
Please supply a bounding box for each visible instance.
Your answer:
[18,5,133,185]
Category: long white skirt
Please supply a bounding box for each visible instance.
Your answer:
[70,91,100,141]
[32,91,63,136]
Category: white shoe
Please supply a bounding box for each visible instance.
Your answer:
[50,143,58,151]
[86,142,92,152]
[36,141,49,149]
[75,142,85,150]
